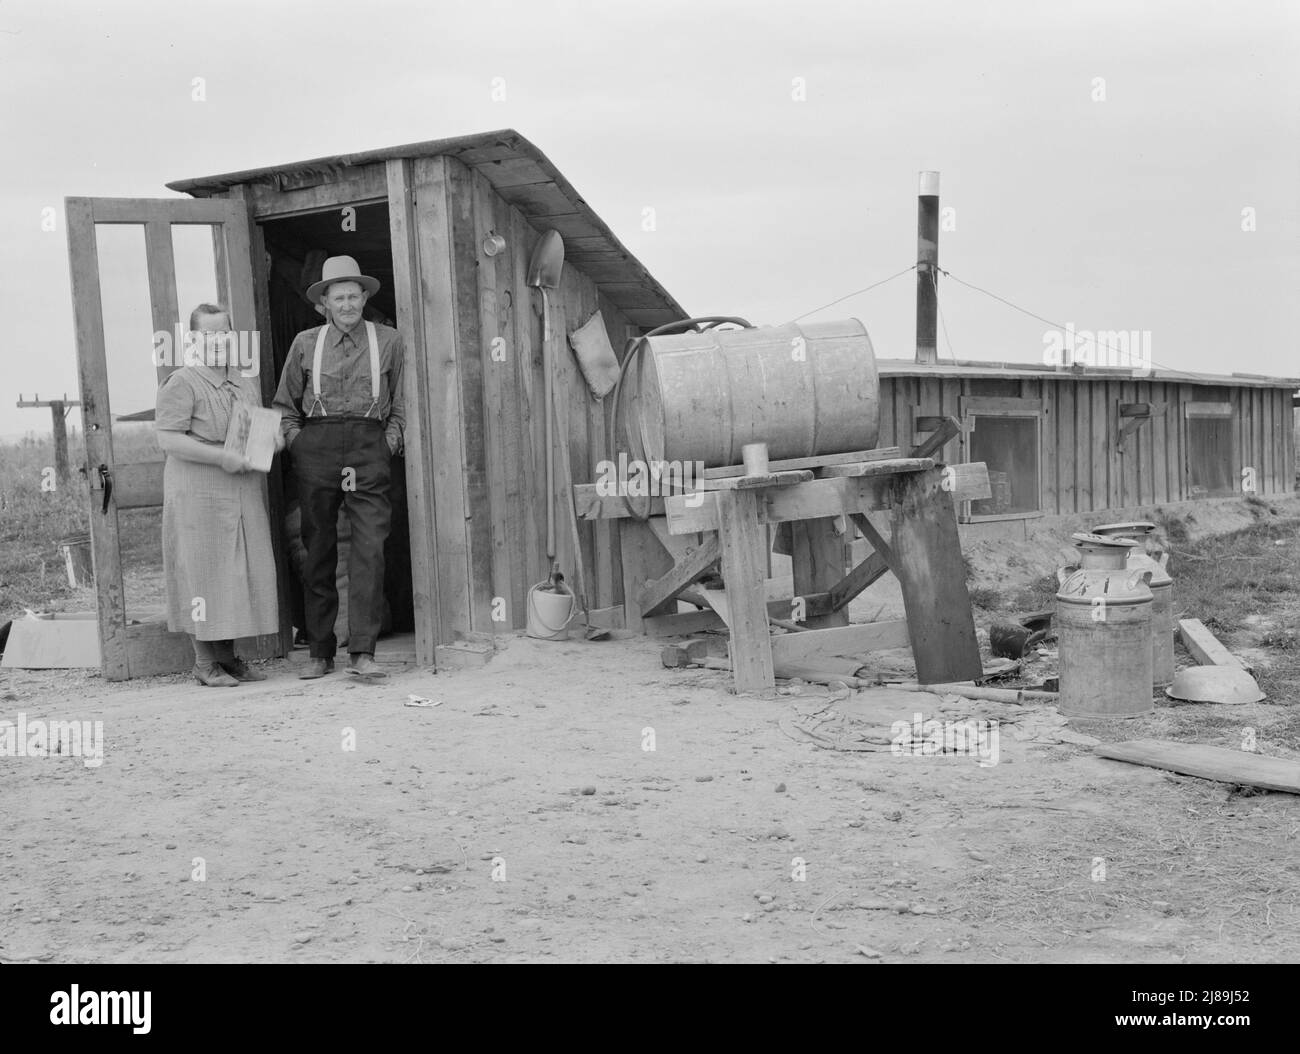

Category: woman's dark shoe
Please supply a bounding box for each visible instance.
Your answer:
[219,658,266,682]
[194,663,240,687]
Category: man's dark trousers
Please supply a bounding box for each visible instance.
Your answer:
[292,417,392,659]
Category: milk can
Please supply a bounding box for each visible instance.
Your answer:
[1055,533,1154,718]
[1092,521,1174,685]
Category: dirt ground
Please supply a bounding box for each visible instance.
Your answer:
[3,620,1298,964]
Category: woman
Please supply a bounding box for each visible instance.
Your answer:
[154,303,282,686]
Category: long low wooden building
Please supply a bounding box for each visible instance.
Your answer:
[873,361,1298,521]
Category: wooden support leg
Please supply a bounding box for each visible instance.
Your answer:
[638,535,721,616]
[716,489,775,693]
[790,517,850,629]
[618,518,676,634]
[889,468,983,683]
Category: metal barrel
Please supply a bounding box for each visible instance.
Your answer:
[630,318,879,467]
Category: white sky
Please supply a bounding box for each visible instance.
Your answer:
[1,0,1296,437]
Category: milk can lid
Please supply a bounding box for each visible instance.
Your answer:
[1093,521,1157,537]
[1071,531,1137,548]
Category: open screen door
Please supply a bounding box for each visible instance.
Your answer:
[65,196,286,680]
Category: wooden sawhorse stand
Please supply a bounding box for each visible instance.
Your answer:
[576,444,991,694]
[665,455,987,692]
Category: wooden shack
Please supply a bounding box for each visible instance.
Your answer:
[163,129,687,666]
[871,361,1298,525]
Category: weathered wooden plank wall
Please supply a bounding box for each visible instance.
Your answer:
[876,373,1296,515]
[440,158,637,632]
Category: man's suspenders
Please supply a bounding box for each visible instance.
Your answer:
[309,321,380,418]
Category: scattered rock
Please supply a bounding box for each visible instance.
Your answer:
[774,783,787,793]
[756,894,774,905]
[292,931,313,944]
[741,912,754,923]
[695,775,714,783]
[580,786,596,796]
[439,937,466,951]
[856,945,884,959]
[401,885,414,893]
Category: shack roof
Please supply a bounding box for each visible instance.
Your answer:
[167,128,687,328]
[875,359,1300,391]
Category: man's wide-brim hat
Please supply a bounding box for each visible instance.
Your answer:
[306,255,380,303]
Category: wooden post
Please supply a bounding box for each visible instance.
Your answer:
[16,394,80,484]
[789,518,850,629]
[716,489,775,693]
[49,401,70,483]
[916,171,939,366]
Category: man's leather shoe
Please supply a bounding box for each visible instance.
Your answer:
[299,658,335,679]
[347,654,386,679]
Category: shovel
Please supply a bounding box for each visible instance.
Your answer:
[527,232,608,641]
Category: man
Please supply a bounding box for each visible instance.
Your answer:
[273,256,405,680]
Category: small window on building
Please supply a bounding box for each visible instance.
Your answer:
[961,398,1043,520]
[1185,401,1235,498]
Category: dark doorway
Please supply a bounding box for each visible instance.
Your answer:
[259,204,415,639]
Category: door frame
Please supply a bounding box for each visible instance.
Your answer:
[220,165,442,667]
[65,195,288,679]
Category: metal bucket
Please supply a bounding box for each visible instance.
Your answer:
[1092,522,1174,685]
[526,580,575,641]
[1055,533,1154,718]
[627,318,879,467]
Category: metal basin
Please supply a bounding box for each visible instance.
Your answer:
[1165,665,1264,705]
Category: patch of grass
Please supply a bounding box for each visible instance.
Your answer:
[967,586,1002,611]
[1,436,91,619]
[1244,493,1280,520]
[1010,572,1060,614]
[1156,511,1191,546]
[1170,518,1300,625]
[1258,632,1298,651]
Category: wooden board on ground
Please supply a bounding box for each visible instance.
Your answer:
[1177,618,1246,669]
[770,620,910,667]
[888,468,983,684]
[1096,739,1300,795]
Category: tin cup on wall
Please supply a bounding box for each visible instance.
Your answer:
[741,442,769,477]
